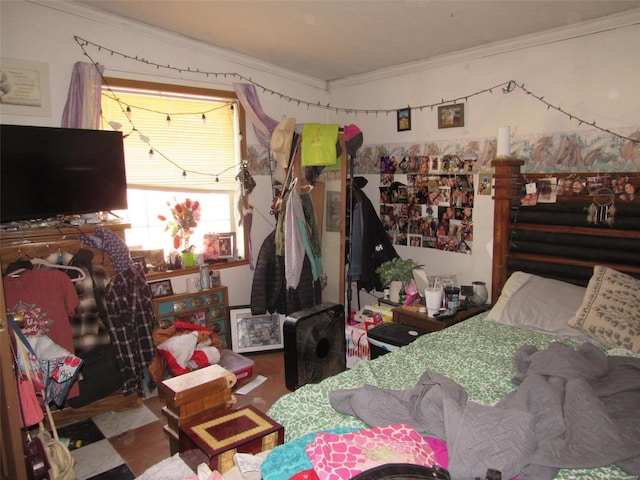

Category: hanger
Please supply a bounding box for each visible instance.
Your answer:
[30,257,87,282]
[3,257,33,277]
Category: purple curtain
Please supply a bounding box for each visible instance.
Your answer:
[61,62,104,129]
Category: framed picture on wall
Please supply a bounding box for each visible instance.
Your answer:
[229,306,285,353]
[438,104,464,129]
[397,108,411,132]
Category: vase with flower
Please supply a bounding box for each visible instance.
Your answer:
[158,198,201,267]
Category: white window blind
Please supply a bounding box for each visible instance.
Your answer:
[101,83,240,190]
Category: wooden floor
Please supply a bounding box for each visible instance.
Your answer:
[88,351,288,477]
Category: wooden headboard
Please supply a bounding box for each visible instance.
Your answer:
[491,158,640,303]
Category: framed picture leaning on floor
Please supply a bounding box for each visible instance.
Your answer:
[229,306,284,353]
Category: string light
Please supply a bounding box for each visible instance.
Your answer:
[75,35,640,156]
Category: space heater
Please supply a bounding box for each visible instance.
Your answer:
[283,302,346,391]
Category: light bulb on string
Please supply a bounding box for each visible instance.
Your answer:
[182,170,187,179]
[126,106,132,118]
[201,113,206,124]
[166,115,171,124]
[108,121,122,131]
[148,148,154,160]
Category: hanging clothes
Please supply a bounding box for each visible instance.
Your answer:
[285,188,307,289]
[77,226,134,274]
[104,262,158,396]
[300,191,323,282]
[347,177,399,292]
[67,248,112,354]
[4,269,82,399]
[251,228,322,316]
[250,230,286,316]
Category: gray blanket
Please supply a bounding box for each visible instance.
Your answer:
[330,342,640,480]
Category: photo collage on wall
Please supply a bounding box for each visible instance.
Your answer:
[519,173,640,227]
[379,154,476,254]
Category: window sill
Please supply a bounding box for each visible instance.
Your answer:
[145,258,249,281]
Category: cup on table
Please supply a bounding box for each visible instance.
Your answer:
[424,287,443,317]
[186,277,201,293]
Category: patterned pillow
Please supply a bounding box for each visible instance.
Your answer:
[568,265,640,352]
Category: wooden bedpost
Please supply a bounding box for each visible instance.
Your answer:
[490,157,524,304]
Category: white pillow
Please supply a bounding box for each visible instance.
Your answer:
[486,271,532,323]
[487,272,597,344]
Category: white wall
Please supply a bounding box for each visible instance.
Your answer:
[0,0,330,306]
[3,1,639,304]
[326,16,640,296]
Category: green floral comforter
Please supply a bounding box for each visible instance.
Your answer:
[267,313,635,480]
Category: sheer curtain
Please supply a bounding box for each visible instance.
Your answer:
[61,62,104,129]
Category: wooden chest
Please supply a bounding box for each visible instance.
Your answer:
[159,364,237,454]
[159,364,236,415]
[179,405,284,474]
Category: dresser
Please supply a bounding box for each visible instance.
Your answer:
[152,286,230,348]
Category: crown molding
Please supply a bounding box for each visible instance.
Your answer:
[330,7,640,89]
[25,1,640,93]
[30,0,328,91]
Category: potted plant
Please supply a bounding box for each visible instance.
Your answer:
[376,257,422,302]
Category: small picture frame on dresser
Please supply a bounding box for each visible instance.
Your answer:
[229,306,284,353]
[148,279,174,298]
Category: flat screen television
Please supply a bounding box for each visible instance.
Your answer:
[1,124,128,223]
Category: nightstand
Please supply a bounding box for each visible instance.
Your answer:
[391,303,491,332]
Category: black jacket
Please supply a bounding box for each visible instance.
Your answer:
[347,179,398,292]
[250,230,321,316]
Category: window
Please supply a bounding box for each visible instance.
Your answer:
[101,78,247,268]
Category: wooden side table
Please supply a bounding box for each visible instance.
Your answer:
[391,304,491,332]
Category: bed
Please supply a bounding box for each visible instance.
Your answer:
[263,160,640,480]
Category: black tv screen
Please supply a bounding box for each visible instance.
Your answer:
[1,124,128,223]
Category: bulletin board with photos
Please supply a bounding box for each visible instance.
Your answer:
[379,154,478,255]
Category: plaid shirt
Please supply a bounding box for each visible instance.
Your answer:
[105,263,158,396]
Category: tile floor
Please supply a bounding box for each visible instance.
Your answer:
[56,351,288,479]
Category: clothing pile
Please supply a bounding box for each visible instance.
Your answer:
[149,321,224,381]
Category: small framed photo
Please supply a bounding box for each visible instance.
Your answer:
[229,306,284,353]
[148,279,174,298]
[217,232,235,259]
[397,108,411,132]
[438,103,465,129]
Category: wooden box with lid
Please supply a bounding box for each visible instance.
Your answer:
[159,364,237,455]
[179,405,284,474]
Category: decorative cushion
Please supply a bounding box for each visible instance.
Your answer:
[568,266,640,352]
